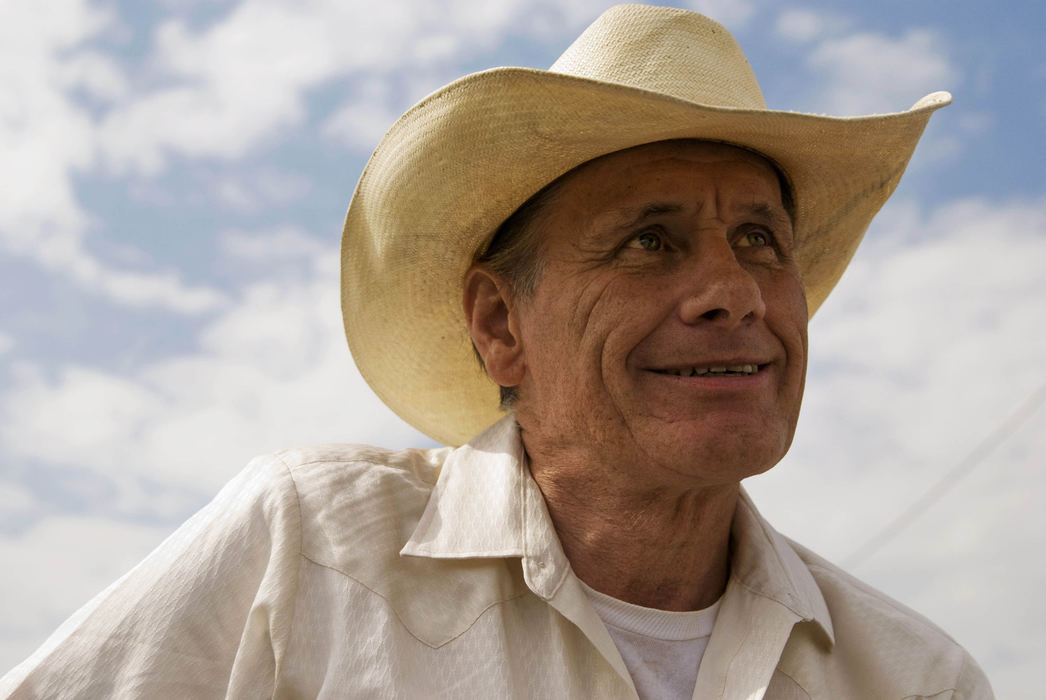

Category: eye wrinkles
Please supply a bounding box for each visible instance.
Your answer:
[612,210,792,264]
[566,195,795,275]
[608,198,789,241]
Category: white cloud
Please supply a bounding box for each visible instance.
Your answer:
[0,0,106,239]
[213,168,312,212]
[56,50,129,101]
[219,225,328,262]
[0,241,432,498]
[0,332,13,355]
[775,8,822,43]
[774,8,849,44]
[687,0,757,29]
[0,481,36,530]
[96,0,531,174]
[74,256,228,313]
[321,78,401,154]
[0,0,227,314]
[806,29,958,114]
[4,363,164,463]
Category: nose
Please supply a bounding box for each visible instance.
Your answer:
[677,240,766,328]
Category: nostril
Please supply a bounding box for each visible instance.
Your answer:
[700,307,730,321]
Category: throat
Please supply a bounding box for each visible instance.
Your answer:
[535,470,739,611]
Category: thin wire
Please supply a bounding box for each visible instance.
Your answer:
[843,379,1046,570]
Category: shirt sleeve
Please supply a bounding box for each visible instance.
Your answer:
[954,650,996,700]
[0,453,303,699]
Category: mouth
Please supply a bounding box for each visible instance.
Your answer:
[650,363,763,377]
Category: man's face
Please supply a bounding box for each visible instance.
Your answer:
[509,140,808,488]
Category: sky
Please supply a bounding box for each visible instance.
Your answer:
[1,0,1044,695]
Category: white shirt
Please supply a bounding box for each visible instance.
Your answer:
[582,581,720,700]
[1,415,993,698]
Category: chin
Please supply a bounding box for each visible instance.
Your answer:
[639,421,791,486]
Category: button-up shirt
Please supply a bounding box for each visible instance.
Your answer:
[1,415,992,698]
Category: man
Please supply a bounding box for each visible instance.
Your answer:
[2,5,992,698]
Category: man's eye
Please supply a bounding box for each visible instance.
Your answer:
[738,230,771,248]
[627,231,664,251]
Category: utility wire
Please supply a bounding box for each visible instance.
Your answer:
[843,379,1046,570]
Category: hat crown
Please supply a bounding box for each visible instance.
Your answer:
[549,4,766,110]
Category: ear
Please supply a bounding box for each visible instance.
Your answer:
[463,265,526,388]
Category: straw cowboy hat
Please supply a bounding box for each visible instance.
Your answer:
[341,4,950,446]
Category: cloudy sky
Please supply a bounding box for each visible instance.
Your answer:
[1,0,1044,695]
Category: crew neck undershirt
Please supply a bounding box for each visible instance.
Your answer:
[580,581,721,700]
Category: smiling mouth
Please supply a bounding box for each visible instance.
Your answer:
[651,364,762,377]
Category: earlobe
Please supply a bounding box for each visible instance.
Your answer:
[463,266,526,387]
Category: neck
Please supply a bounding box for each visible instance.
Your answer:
[525,442,738,612]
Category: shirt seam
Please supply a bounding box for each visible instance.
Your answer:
[729,572,807,621]
[270,453,307,694]
[902,690,957,699]
[278,455,400,471]
[274,452,442,491]
[519,447,571,599]
[898,650,964,700]
[298,551,531,649]
[770,666,812,699]
[713,615,754,698]
[740,496,819,614]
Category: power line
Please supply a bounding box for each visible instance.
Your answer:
[843,379,1046,570]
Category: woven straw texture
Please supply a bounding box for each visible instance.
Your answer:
[341,4,950,446]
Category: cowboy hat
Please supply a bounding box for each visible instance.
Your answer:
[340,4,950,446]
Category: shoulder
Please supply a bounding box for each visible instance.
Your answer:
[260,442,449,521]
[783,539,994,699]
[791,539,950,644]
[254,442,452,570]
[264,441,450,490]
[146,442,446,545]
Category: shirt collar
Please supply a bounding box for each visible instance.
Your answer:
[400,414,572,598]
[731,489,835,646]
[402,414,834,644]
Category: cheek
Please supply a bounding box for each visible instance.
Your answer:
[528,277,663,393]
[774,277,809,395]
[765,271,807,339]
[590,275,675,353]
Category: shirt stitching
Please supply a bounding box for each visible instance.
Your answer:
[770,666,812,700]
[729,572,807,621]
[298,552,531,649]
[271,453,307,692]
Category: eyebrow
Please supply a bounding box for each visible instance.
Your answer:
[745,202,792,228]
[615,203,684,229]
[613,201,790,229]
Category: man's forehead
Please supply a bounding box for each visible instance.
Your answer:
[546,139,792,222]
[568,140,780,178]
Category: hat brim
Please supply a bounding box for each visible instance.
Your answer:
[341,67,950,446]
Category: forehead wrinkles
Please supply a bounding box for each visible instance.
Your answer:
[578,157,782,228]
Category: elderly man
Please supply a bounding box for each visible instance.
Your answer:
[2,5,992,699]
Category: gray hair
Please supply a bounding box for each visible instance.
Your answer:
[472,176,567,407]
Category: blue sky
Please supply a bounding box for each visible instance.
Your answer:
[1,1,1044,695]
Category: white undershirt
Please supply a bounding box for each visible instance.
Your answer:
[581,582,721,700]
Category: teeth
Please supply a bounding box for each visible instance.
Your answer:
[660,364,758,376]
